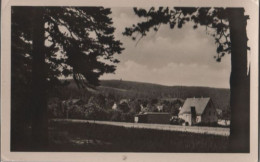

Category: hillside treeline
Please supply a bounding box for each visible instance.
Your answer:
[47,79,230,122]
[66,79,229,110]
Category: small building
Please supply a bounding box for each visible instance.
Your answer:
[134,112,171,124]
[178,97,218,126]
[120,99,130,104]
[112,102,117,110]
[156,105,164,112]
[140,104,148,112]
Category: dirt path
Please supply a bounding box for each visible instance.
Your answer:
[52,119,230,136]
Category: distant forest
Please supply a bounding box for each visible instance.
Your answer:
[55,79,230,111]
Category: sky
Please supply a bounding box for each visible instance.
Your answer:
[100,7,231,88]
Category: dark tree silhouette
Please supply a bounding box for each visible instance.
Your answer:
[123,7,249,152]
[11,7,124,149]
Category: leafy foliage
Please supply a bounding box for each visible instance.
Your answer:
[117,102,130,113]
[12,7,124,89]
[84,104,108,120]
[12,6,124,124]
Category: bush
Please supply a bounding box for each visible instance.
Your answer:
[84,105,108,121]
[69,106,85,119]
[117,102,130,113]
[120,112,135,122]
[170,117,185,125]
[47,101,64,118]
[107,110,135,122]
[110,110,122,121]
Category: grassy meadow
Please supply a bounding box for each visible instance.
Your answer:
[47,120,229,152]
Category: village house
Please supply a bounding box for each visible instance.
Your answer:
[140,104,148,112]
[112,102,117,110]
[111,99,130,110]
[156,104,164,112]
[178,97,218,126]
[119,99,130,104]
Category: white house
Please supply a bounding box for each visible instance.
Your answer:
[119,99,130,104]
[140,104,148,112]
[156,105,164,112]
[112,102,117,110]
[178,97,218,126]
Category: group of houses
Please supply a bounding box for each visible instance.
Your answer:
[58,96,226,126]
[111,99,165,112]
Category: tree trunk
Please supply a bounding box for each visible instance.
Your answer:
[31,7,48,150]
[228,8,250,152]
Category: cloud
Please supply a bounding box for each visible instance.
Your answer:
[102,8,231,88]
[101,60,230,88]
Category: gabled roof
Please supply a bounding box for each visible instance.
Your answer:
[178,97,210,115]
[72,99,81,103]
[120,99,129,104]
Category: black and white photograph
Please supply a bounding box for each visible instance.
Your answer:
[1,0,259,161]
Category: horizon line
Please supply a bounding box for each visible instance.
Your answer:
[60,78,230,89]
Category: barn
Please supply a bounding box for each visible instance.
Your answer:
[134,112,171,124]
[178,97,218,126]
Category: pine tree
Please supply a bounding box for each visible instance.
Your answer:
[11,7,124,149]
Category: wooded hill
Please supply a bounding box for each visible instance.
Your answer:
[64,79,230,110]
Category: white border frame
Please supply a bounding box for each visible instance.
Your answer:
[1,0,259,162]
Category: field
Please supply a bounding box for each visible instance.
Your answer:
[52,119,230,136]
[47,120,229,152]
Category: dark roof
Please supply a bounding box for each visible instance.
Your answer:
[178,97,210,115]
[136,112,171,116]
[144,112,170,115]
